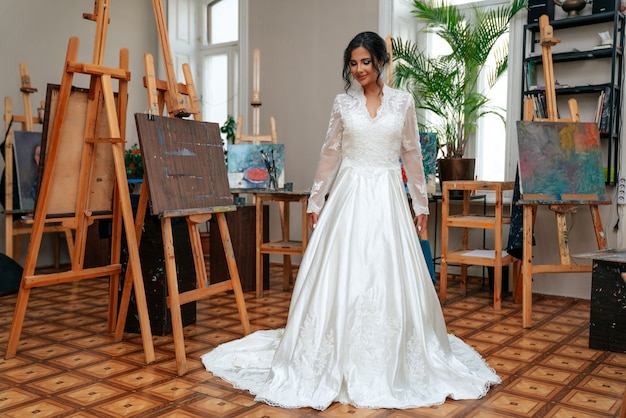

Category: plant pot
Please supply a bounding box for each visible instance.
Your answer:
[438,158,476,198]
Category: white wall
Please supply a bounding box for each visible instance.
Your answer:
[0,0,158,264]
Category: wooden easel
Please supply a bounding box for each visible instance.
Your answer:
[234,115,278,144]
[3,64,72,267]
[115,0,250,376]
[234,48,278,144]
[5,0,155,364]
[518,15,609,328]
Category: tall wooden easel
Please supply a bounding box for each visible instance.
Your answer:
[518,15,609,328]
[3,64,72,267]
[5,0,155,364]
[115,0,250,376]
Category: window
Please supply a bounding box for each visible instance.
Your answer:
[200,0,239,127]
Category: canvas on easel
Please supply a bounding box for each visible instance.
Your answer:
[40,84,117,216]
[135,114,233,214]
[516,121,607,199]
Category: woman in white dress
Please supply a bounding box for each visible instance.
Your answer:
[201,31,500,410]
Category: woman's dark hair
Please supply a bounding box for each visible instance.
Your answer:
[342,31,389,94]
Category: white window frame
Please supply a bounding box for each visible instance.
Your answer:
[167,0,248,128]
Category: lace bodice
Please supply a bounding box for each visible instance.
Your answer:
[307,84,429,216]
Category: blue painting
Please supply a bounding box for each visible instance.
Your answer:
[419,132,437,177]
[516,121,607,200]
[401,132,437,195]
[227,144,285,189]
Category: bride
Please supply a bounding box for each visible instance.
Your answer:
[201,31,501,411]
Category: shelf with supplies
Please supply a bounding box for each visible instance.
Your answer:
[521,11,625,185]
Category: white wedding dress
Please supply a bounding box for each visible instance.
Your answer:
[201,84,500,410]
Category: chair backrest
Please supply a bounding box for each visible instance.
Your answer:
[234,115,278,144]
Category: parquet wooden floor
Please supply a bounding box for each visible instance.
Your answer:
[1,264,625,417]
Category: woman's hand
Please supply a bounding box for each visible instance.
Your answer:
[308,212,319,231]
[413,214,428,237]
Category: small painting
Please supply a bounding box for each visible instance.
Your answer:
[516,121,606,199]
[13,130,42,211]
[227,144,285,189]
[419,132,437,177]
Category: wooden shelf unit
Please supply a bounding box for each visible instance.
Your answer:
[439,180,518,310]
[255,190,310,298]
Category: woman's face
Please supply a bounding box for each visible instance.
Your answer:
[349,46,378,89]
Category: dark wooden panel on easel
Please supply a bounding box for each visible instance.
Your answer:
[134,114,233,216]
[40,84,117,216]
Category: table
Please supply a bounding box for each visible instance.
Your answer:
[254,190,310,298]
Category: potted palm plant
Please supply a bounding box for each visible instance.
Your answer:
[392,0,526,181]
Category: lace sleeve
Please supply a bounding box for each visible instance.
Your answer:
[401,99,429,216]
[306,96,343,214]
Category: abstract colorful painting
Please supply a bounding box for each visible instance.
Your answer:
[227,144,285,189]
[516,121,607,200]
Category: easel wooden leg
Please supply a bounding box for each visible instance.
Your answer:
[256,196,264,298]
[279,201,293,290]
[513,259,522,304]
[5,285,32,358]
[523,204,535,328]
[114,178,150,341]
[5,218,14,260]
[162,217,188,376]
[590,205,607,250]
[493,261,502,311]
[5,39,80,359]
[107,185,122,332]
[101,71,155,363]
[216,213,251,335]
[554,211,571,265]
